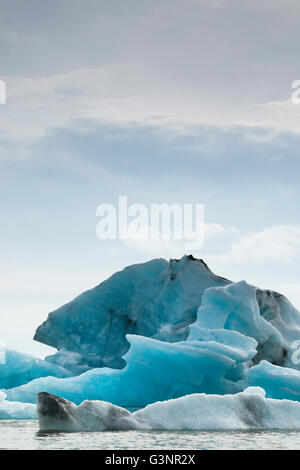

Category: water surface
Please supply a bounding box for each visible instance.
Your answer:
[1,421,300,450]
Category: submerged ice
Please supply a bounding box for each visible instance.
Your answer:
[2,255,300,424]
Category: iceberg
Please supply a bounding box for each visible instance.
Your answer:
[243,360,300,401]
[0,391,36,420]
[34,256,230,372]
[37,392,138,431]
[4,331,257,405]
[189,280,300,369]
[134,386,300,431]
[5,267,300,407]
[37,387,300,432]
[0,348,72,390]
[34,255,300,376]
[2,256,300,419]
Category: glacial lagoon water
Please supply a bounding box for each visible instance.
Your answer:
[1,421,300,450]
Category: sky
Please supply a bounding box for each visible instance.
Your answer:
[1,0,300,357]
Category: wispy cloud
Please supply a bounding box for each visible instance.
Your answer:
[210,225,300,263]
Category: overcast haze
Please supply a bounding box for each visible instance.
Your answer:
[1,0,300,357]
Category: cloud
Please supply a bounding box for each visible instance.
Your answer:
[122,223,239,259]
[2,66,300,139]
[212,225,300,263]
[1,1,300,138]
[245,98,300,133]
[203,224,300,311]
[120,223,300,265]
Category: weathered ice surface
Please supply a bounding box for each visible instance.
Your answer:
[134,386,300,430]
[37,388,300,432]
[37,392,138,431]
[35,255,230,371]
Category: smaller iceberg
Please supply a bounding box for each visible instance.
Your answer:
[37,392,138,432]
[0,391,36,420]
[243,360,300,401]
[189,281,299,369]
[0,348,72,389]
[37,387,300,432]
